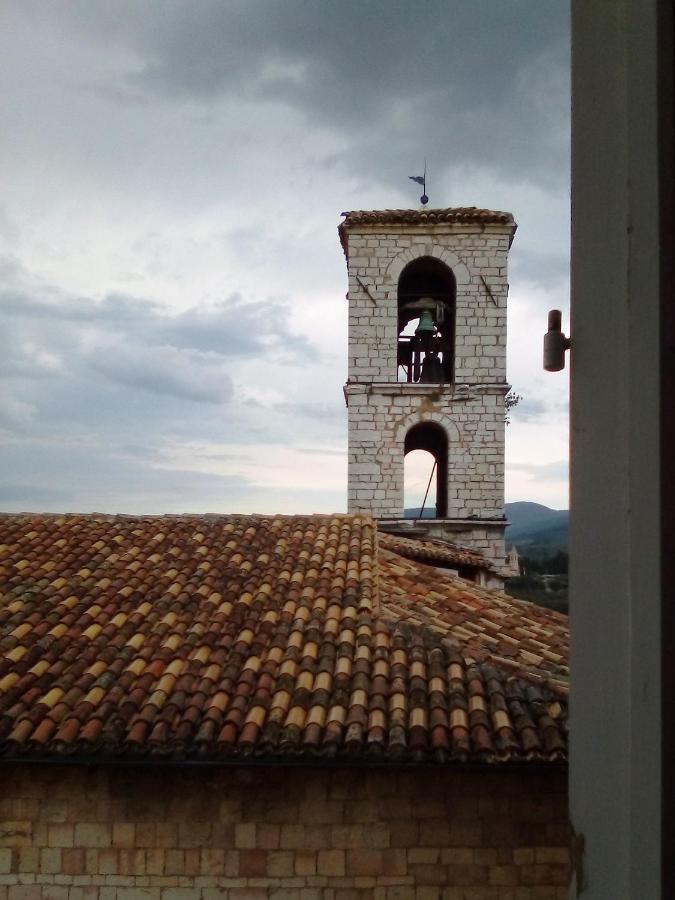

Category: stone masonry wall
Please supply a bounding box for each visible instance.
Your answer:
[0,764,569,899]
[345,225,510,386]
[407,523,508,574]
[345,384,506,528]
[343,222,511,568]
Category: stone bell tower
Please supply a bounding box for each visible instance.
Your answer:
[339,206,517,569]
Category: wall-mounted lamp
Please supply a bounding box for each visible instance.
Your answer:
[544,310,571,372]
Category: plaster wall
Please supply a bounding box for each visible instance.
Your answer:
[570,0,662,895]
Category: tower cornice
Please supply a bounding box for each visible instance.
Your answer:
[340,207,516,227]
[339,207,517,257]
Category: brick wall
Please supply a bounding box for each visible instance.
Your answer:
[0,764,569,899]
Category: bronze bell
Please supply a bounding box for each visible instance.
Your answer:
[419,351,444,383]
[415,309,436,337]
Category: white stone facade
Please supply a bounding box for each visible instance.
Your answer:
[340,211,516,569]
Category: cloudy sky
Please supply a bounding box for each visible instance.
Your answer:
[0,0,570,516]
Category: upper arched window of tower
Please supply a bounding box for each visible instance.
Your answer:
[396,257,456,384]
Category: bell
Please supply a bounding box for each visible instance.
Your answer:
[419,352,444,383]
[415,309,436,335]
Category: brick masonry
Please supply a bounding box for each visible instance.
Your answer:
[0,764,569,898]
[342,220,514,570]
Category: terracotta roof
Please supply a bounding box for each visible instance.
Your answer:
[340,207,516,228]
[378,546,568,691]
[378,531,492,572]
[0,514,567,765]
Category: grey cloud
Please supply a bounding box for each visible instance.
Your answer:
[0,3,569,516]
[162,298,318,361]
[276,400,345,423]
[509,459,568,482]
[87,342,233,405]
[0,398,39,431]
[1,282,316,364]
[510,250,570,291]
[0,288,155,324]
[0,483,73,506]
[297,447,345,458]
[0,260,339,494]
[0,439,252,514]
[0,437,346,515]
[509,396,548,422]
[41,1,569,190]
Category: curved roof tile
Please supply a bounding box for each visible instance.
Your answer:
[0,514,566,764]
[340,207,516,227]
[378,531,494,572]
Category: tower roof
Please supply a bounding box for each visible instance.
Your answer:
[339,207,517,256]
[340,206,516,228]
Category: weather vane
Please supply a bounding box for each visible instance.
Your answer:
[409,159,428,205]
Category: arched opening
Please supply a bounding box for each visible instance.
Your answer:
[404,422,448,518]
[397,257,456,383]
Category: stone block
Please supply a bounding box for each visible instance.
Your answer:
[267,851,295,878]
[408,849,439,864]
[413,889,441,900]
[161,890,198,900]
[294,850,316,876]
[118,848,145,876]
[7,889,42,900]
[47,824,73,849]
[520,864,569,886]
[97,848,119,875]
[110,823,134,849]
[534,847,569,865]
[41,888,69,900]
[0,823,32,848]
[131,825,155,850]
[317,849,346,876]
[73,823,110,849]
[163,850,184,876]
[255,823,281,850]
[145,849,165,876]
[346,849,383,876]
[439,848,473,865]
[178,822,211,849]
[238,849,267,878]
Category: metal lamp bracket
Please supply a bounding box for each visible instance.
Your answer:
[544,310,571,372]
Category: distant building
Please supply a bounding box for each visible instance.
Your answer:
[506,544,521,576]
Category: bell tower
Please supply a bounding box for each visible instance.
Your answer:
[339,206,517,569]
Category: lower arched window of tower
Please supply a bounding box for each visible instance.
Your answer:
[404,449,439,519]
[403,422,449,519]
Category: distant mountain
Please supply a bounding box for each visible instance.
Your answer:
[403,507,435,518]
[505,502,569,555]
[404,501,569,555]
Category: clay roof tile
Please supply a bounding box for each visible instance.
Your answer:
[0,512,567,765]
